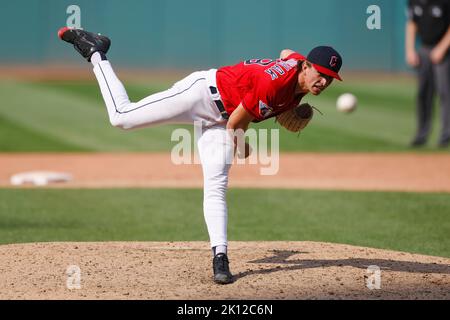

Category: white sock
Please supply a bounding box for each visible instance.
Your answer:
[213,245,227,256]
[90,52,106,65]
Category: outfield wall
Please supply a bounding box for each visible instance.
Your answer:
[0,0,408,71]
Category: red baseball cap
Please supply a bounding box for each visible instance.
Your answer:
[306,46,343,81]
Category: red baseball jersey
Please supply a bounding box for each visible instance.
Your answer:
[216,52,306,122]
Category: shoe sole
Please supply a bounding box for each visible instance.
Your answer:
[57,27,108,44]
[214,275,233,284]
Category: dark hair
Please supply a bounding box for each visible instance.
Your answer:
[297,60,311,70]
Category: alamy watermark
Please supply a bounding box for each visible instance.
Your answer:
[171,121,280,175]
[66,4,82,29]
[66,265,81,290]
[367,5,381,30]
[365,265,381,290]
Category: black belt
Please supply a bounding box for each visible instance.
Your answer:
[209,86,229,120]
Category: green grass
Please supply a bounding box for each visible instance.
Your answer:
[0,80,188,152]
[0,77,447,152]
[0,114,89,151]
[0,188,449,257]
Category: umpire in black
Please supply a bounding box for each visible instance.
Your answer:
[406,0,450,148]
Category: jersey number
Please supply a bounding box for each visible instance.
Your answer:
[244,59,274,66]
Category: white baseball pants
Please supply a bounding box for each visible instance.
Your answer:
[92,61,232,248]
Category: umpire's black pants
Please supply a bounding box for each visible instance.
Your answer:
[414,46,450,144]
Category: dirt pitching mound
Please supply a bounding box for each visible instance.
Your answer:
[0,241,448,300]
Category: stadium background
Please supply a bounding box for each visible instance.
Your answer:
[2,0,406,70]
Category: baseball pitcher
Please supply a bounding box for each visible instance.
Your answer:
[58,27,343,284]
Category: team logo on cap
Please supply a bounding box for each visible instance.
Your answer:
[330,56,338,68]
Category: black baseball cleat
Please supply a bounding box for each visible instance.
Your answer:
[58,27,110,62]
[438,137,449,148]
[213,253,233,284]
[410,137,427,148]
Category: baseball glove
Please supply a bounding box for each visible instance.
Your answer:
[275,103,314,133]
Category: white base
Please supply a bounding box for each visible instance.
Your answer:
[10,171,72,186]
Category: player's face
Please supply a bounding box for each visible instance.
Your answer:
[302,64,334,95]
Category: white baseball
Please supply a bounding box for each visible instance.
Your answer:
[336,93,357,113]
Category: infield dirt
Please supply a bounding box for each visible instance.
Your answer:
[1,153,450,192]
